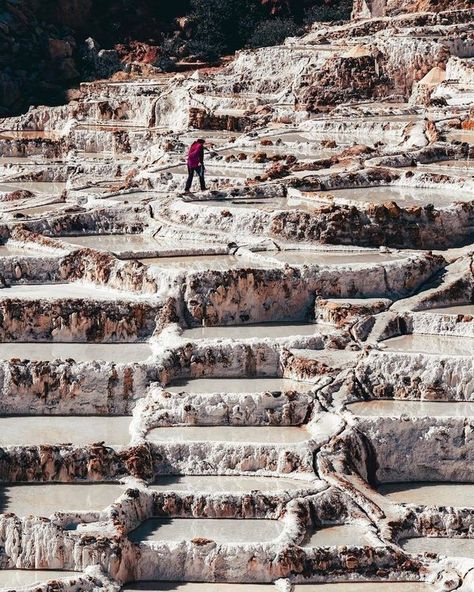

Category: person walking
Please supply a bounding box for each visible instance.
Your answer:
[185,138,207,193]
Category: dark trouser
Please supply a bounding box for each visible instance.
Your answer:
[185,165,206,191]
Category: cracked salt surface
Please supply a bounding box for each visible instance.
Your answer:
[165,377,314,394]
[377,482,474,507]
[151,475,319,493]
[0,483,125,515]
[347,400,474,417]
[148,425,309,444]
[182,322,335,339]
[128,517,283,544]
[0,342,153,362]
[400,536,474,559]
[0,571,79,589]
[0,416,131,446]
[381,333,474,355]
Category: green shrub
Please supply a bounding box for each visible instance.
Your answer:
[247,17,299,48]
[304,1,352,23]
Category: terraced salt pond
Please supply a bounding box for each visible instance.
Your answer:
[0,243,40,256]
[0,483,125,515]
[124,585,274,592]
[427,304,474,315]
[182,322,334,339]
[0,130,61,140]
[0,282,137,300]
[151,475,315,493]
[60,234,162,253]
[0,181,66,194]
[148,426,309,444]
[381,333,474,355]
[323,186,469,208]
[378,482,474,507]
[0,342,152,362]
[401,536,474,558]
[0,571,79,588]
[164,377,314,394]
[128,517,283,544]
[293,584,433,591]
[0,416,131,446]
[305,524,374,547]
[347,400,474,417]
[124,585,433,592]
[166,164,256,179]
[139,254,262,271]
[59,234,209,258]
[271,250,406,266]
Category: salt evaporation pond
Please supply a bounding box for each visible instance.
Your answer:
[272,250,406,266]
[0,416,131,446]
[167,164,256,179]
[347,400,474,417]
[139,254,263,271]
[0,342,152,362]
[0,182,66,194]
[124,583,274,591]
[60,234,162,252]
[182,322,334,340]
[151,475,314,493]
[382,334,474,356]
[148,426,309,444]
[129,517,283,544]
[0,570,79,588]
[0,483,125,515]
[401,537,474,558]
[378,482,474,507]
[0,130,60,140]
[326,186,467,208]
[0,282,137,300]
[0,244,39,257]
[293,584,433,591]
[165,377,314,394]
[305,524,374,547]
[427,304,474,315]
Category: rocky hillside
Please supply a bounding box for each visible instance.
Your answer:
[0,0,353,118]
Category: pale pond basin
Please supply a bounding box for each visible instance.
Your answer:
[0,483,125,515]
[128,517,283,544]
[148,426,309,444]
[377,482,474,507]
[0,570,79,589]
[151,475,315,493]
[0,416,131,446]
[381,333,474,356]
[347,400,474,417]
[401,536,474,559]
[164,377,314,394]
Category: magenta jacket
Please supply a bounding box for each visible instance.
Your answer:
[187,142,204,168]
